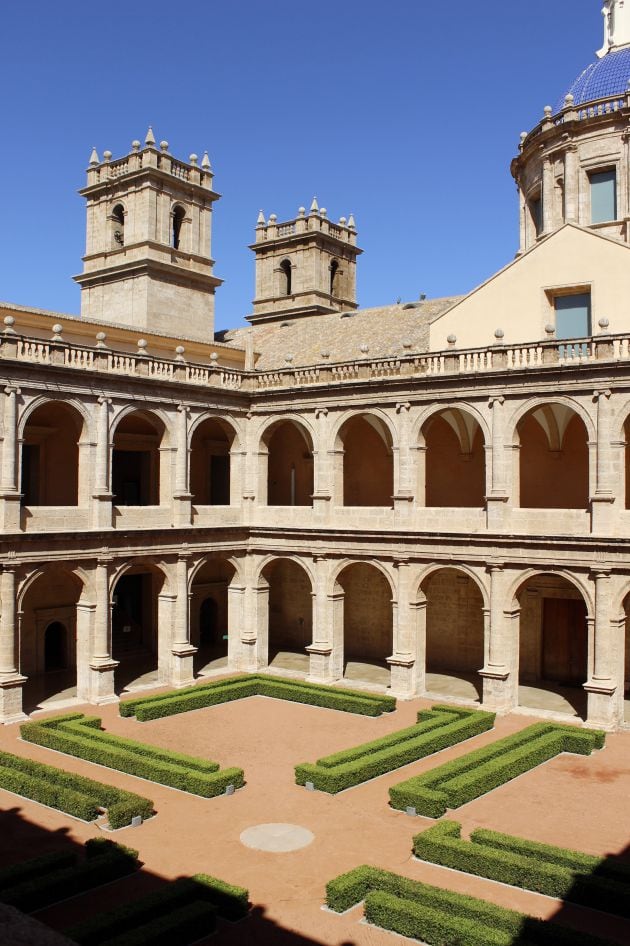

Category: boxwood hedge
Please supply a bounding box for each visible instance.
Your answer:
[414,820,630,918]
[326,865,613,946]
[295,704,495,793]
[21,713,244,798]
[0,850,76,892]
[0,748,154,828]
[119,673,395,721]
[66,872,249,945]
[389,722,605,817]
[0,839,139,912]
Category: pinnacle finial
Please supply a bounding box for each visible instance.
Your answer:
[145,126,156,146]
[310,196,319,214]
[201,151,211,170]
[89,147,100,166]
[348,213,356,230]
[256,209,266,226]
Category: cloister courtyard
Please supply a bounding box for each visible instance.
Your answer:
[2,675,630,944]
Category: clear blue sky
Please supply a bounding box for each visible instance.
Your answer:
[1,0,599,331]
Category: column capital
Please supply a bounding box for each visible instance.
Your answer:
[177,402,190,415]
[315,407,328,419]
[312,553,327,564]
[177,550,192,563]
[591,566,612,580]
[486,561,504,573]
[0,562,18,575]
[96,555,113,568]
[393,557,410,569]
[593,389,612,402]
[395,401,411,414]
[4,385,20,397]
[488,395,505,407]
[97,395,112,406]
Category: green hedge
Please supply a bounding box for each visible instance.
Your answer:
[66,873,249,945]
[21,714,244,798]
[326,865,613,946]
[295,705,495,793]
[101,901,217,946]
[0,840,139,913]
[0,850,76,892]
[0,748,154,829]
[389,722,605,817]
[119,673,395,721]
[414,820,630,918]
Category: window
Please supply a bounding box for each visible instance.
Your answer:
[280,259,292,296]
[330,259,339,295]
[530,196,542,236]
[111,204,125,247]
[590,169,617,224]
[171,206,185,249]
[554,292,591,340]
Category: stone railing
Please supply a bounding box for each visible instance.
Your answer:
[522,91,630,149]
[1,327,627,394]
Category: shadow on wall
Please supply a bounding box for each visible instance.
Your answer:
[0,805,351,946]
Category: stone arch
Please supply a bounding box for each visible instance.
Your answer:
[614,403,630,509]
[417,405,488,507]
[419,565,486,703]
[262,556,314,671]
[19,399,89,507]
[334,560,394,687]
[414,562,490,609]
[260,417,314,506]
[512,400,590,508]
[189,556,239,674]
[111,407,169,507]
[512,569,590,720]
[507,396,596,442]
[189,414,240,506]
[110,560,169,692]
[334,411,395,507]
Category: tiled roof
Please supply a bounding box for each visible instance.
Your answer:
[221,297,460,370]
[556,46,630,111]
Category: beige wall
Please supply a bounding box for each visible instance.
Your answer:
[424,569,484,674]
[338,563,392,661]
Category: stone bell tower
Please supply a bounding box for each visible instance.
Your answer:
[74,127,222,341]
[249,198,362,324]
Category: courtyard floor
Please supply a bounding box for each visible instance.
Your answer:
[2,682,630,944]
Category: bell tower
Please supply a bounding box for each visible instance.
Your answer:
[249,198,362,324]
[74,128,222,341]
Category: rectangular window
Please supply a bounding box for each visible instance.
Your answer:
[590,169,617,224]
[554,292,591,340]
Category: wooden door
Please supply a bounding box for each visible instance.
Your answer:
[542,598,587,686]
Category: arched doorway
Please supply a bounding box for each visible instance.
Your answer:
[516,404,589,508]
[339,415,393,507]
[517,574,588,719]
[336,562,393,687]
[264,558,312,673]
[190,559,235,675]
[112,411,165,507]
[264,421,314,506]
[20,401,84,506]
[421,568,484,702]
[20,568,81,711]
[112,566,163,692]
[190,417,235,506]
[422,409,486,507]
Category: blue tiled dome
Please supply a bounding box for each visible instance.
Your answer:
[556,47,630,112]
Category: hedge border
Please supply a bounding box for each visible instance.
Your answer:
[0,748,154,829]
[389,722,605,817]
[295,705,495,793]
[119,673,395,721]
[21,714,244,798]
[413,820,630,918]
[326,865,614,946]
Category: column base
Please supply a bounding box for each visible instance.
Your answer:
[88,659,119,704]
[306,644,335,683]
[480,666,515,713]
[171,645,197,688]
[387,654,417,699]
[585,680,618,730]
[238,638,260,672]
[0,673,28,724]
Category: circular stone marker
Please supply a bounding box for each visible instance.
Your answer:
[240,823,314,853]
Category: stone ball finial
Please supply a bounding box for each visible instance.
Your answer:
[95,331,107,348]
[103,150,112,162]
[598,317,610,332]
[175,345,186,361]
[189,153,198,166]
[564,94,574,107]
[269,213,277,223]
[520,131,527,143]
[320,207,328,218]
[285,354,294,364]
[401,338,412,350]
[543,105,553,117]
[137,338,148,354]
[320,349,330,359]
[359,343,369,355]
[544,323,555,337]
[339,216,347,226]
[3,316,16,335]
[51,324,63,342]
[298,206,306,217]
[160,140,169,152]
[494,328,505,340]
[131,140,141,152]
[210,352,219,362]
[447,334,457,347]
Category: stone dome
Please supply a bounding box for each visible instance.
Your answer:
[555,46,630,113]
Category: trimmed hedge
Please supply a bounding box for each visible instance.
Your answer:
[0,748,154,829]
[101,901,217,946]
[66,873,249,945]
[295,704,495,793]
[0,840,139,913]
[326,865,613,946]
[389,722,605,817]
[0,850,76,892]
[21,713,244,798]
[414,820,630,918]
[119,673,395,721]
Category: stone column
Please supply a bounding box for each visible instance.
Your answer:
[518,184,527,252]
[89,558,118,704]
[227,572,246,670]
[91,397,113,529]
[591,390,615,534]
[171,553,196,687]
[480,563,514,712]
[0,387,22,532]
[542,155,554,234]
[411,595,427,695]
[173,404,192,526]
[486,396,509,530]
[312,408,332,522]
[564,144,579,224]
[239,557,267,672]
[0,565,27,723]
[586,567,617,728]
[388,559,417,698]
[307,555,334,682]
[393,403,413,524]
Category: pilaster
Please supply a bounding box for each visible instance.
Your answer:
[0,565,27,723]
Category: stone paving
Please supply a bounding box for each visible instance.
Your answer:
[1,684,630,944]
